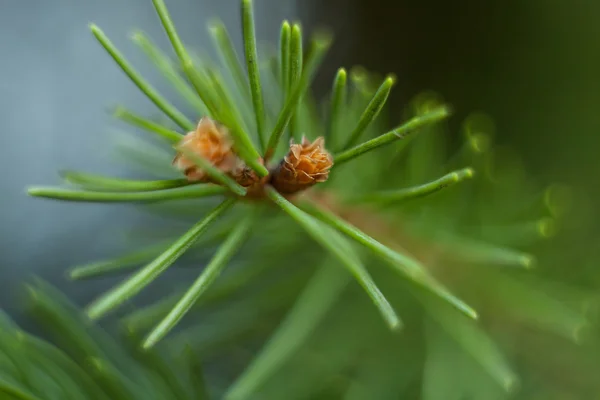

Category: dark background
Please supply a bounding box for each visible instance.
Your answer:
[304,0,600,189]
[1,0,598,310]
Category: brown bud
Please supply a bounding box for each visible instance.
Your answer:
[230,163,262,188]
[173,117,240,182]
[271,136,333,194]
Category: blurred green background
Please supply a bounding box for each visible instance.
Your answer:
[309,0,599,190]
[304,0,600,285]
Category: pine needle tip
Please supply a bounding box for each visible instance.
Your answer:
[504,377,519,393]
[538,217,557,238]
[24,284,37,301]
[313,30,333,48]
[573,322,591,344]
[112,105,127,117]
[26,187,42,196]
[457,167,475,180]
[65,268,78,280]
[129,30,144,42]
[349,65,368,82]
[207,18,223,34]
[520,255,536,269]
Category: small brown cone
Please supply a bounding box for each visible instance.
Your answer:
[173,117,238,182]
[173,117,265,190]
[271,136,333,194]
[230,166,260,188]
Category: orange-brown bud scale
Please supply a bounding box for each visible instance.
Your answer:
[270,136,333,194]
[174,119,332,196]
[173,117,262,188]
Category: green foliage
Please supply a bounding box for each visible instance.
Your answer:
[12,0,600,399]
[1,280,209,400]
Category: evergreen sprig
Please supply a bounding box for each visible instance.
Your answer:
[15,0,598,399]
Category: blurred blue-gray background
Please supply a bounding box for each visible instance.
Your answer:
[0,0,296,314]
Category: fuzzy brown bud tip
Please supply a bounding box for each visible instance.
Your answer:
[230,164,262,188]
[173,117,238,182]
[173,117,262,189]
[271,136,333,194]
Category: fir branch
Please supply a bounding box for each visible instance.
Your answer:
[266,187,402,330]
[151,0,267,177]
[86,198,236,320]
[143,208,259,348]
[89,24,194,131]
[301,201,478,319]
[334,106,451,166]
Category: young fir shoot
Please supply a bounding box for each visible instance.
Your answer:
[22,4,580,396]
[27,0,463,348]
[26,0,464,343]
[152,0,267,177]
